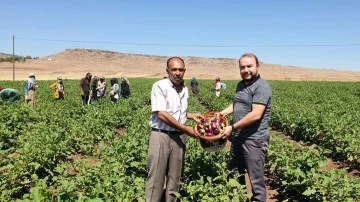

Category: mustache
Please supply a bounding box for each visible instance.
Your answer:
[170,77,184,84]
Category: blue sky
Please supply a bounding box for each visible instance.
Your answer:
[1,0,360,71]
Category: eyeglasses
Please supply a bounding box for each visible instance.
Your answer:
[168,68,186,72]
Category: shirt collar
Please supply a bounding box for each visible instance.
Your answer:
[166,78,185,92]
[241,74,261,86]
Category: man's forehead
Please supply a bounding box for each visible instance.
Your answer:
[169,59,184,67]
[240,56,256,64]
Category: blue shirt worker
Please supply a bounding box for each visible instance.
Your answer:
[24,72,37,107]
[146,57,203,202]
[219,53,272,202]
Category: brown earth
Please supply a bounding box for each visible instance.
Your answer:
[1,49,359,81]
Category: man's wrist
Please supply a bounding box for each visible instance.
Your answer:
[231,124,235,131]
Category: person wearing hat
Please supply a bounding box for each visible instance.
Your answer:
[49,77,65,101]
[214,77,221,97]
[0,86,21,103]
[24,72,37,107]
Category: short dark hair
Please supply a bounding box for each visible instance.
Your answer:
[167,57,185,68]
[239,53,259,66]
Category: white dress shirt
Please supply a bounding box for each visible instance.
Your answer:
[149,78,188,131]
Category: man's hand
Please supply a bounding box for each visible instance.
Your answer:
[187,113,204,123]
[184,126,199,139]
[220,125,232,139]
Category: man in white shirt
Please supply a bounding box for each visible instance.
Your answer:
[146,57,202,202]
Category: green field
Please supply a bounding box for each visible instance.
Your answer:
[1,78,359,201]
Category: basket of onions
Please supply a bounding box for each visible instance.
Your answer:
[194,111,228,152]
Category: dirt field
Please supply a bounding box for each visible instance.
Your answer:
[1,49,359,81]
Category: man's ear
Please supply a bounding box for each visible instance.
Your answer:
[166,68,169,73]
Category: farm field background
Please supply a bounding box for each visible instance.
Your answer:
[0,78,359,201]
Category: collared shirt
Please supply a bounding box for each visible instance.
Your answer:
[149,78,188,131]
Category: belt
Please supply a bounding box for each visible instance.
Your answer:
[151,128,183,135]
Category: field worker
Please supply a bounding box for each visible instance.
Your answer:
[24,72,37,107]
[146,57,203,202]
[219,53,272,202]
[214,77,221,97]
[90,76,99,103]
[80,72,92,105]
[0,87,21,103]
[49,77,65,100]
[190,77,199,95]
[221,82,227,90]
[109,78,120,102]
[97,76,107,98]
[120,76,131,98]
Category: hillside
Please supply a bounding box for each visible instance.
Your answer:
[0,52,13,58]
[0,48,359,81]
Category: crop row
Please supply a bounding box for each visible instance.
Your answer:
[1,78,359,201]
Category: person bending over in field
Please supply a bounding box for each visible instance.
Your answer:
[49,77,65,101]
[80,72,92,105]
[0,86,21,103]
[146,57,203,202]
[219,53,272,202]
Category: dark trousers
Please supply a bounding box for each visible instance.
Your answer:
[229,137,269,202]
[81,95,89,105]
[110,96,118,103]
